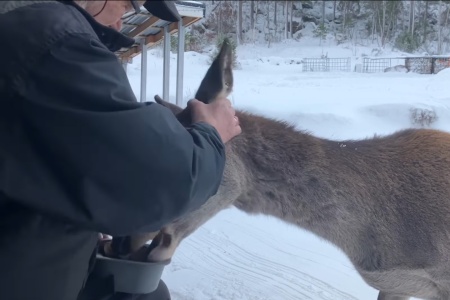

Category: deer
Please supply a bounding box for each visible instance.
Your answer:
[104,40,450,300]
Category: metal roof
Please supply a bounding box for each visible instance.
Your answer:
[116,1,205,61]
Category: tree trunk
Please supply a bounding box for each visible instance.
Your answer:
[342,2,347,34]
[290,1,293,39]
[387,1,397,42]
[410,0,415,34]
[423,0,429,44]
[438,0,443,54]
[371,12,375,41]
[381,1,386,46]
[374,1,386,47]
[333,0,336,22]
[218,1,222,36]
[238,1,243,44]
[250,0,255,33]
[285,0,288,39]
[253,1,258,43]
[274,1,278,41]
[266,1,271,46]
[443,3,450,54]
[322,0,325,27]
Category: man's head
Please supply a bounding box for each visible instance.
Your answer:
[74,0,144,30]
[74,0,181,31]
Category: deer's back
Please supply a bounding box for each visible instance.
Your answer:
[316,128,450,298]
[328,129,450,277]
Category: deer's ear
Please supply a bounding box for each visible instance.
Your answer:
[194,38,234,104]
[220,40,233,98]
[154,95,183,115]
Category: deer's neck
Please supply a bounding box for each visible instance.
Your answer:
[231,111,374,248]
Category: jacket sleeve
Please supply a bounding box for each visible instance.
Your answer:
[6,32,226,235]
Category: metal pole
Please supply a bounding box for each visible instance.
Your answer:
[140,38,148,103]
[176,20,185,106]
[163,25,170,101]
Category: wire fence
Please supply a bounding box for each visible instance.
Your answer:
[302,58,352,72]
[361,58,396,73]
[300,56,450,74]
[405,57,450,74]
[360,56,450,74]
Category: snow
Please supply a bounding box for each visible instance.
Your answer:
[178,0,204,5]
[125,39,450,300]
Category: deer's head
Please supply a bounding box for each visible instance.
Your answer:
[154,38,234,124]
[108,39,235,259]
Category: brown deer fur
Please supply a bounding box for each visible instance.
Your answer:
[107,41,450,300]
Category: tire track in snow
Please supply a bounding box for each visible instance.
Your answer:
[219,218,356,276]
[169,225,358,300]
[188,235,322,300]
[197,229,355,300]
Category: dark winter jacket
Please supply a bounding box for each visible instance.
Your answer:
[0,1,226,300]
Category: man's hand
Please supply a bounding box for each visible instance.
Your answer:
[189,98,242,143]
[98,233,112,241]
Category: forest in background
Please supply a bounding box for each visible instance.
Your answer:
[173,1,450,56]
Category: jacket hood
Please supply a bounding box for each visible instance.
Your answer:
[0,0,135,52]
[0,0,55,14]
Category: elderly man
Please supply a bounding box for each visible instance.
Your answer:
[0,0,241,300]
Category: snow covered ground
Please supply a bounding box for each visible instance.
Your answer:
[125,38,450,300]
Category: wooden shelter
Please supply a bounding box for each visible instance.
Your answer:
[116,1,206,104]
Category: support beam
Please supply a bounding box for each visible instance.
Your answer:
[140,38,148,103]
[145,17,197,45]
[127,16,159,38]
[163,25,170,101]
[176,22,185,106]
[116,17,199,62]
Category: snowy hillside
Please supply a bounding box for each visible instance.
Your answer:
[183,0,450,56]
[123,36,450,300]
